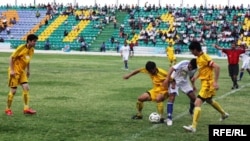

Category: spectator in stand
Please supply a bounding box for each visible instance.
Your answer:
[116,42,121,53]
[0,37,4,42]
[100,42,106,52]
[110,36,115,46]
[113,18,117,29]
[35,10,41,19]
[44,39,50,50]
[129,41,135,57]
[6,27,11,36]
[80,39,87,51]
[63,29,68,37]
[44,18,48,25]
[62,44,70,52]
[9,17,16,25]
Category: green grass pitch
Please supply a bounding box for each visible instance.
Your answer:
[0,52,249,141]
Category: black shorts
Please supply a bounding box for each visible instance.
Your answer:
[228,64,239,76]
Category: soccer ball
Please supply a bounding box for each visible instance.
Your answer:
[148,112,161,123]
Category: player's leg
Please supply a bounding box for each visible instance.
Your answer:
[238,62,246,81]
[233,64,239,88]
[183,82,208,132]
[247,68,250,75]
[186,91,196,115]
[238,68,244,81]
[124,56,129,69]
[155,93,166,123]
[166,93,175,125]
[20,73,36,115]
[5,72,19,116]
[6,87,17,116]
[180,83,196,115]
[229,65,238,89]
[166,82,178,125]
[206,98,229,121]
[124,60,128,69]
[132,92,151,119]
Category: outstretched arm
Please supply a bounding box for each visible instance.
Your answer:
[123,68,141,79]
[213,44,223,50]
[189,70,198,91]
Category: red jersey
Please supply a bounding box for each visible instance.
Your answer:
[222,49,245,65]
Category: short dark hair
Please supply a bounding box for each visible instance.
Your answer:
[145,61,156,71]
[189,41,202,52]
[26,34,38,42]
[190,58,197,69]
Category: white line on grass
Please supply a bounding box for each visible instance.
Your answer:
[123,83,250,141]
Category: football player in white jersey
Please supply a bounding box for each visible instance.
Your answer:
[238,51,250,81]
[163,59,197,126]
[120,43,130,70]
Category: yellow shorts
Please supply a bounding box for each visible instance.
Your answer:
[8,71,28,87]
[148,87,168,101]
[168,55,176,62]
[199,79,216,99]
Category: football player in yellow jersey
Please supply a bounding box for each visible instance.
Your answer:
[5,34,38,116]
[183,41,229,132]
[166,42,176,67]
[123,61,168,123]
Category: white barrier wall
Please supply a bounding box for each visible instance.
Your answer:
[134,46,165,54]
[0,42,11,50]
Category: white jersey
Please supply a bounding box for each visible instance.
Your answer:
[240,52,250,69]
[171,60,196,84]
[120,45,130,61]
[169,60,197,95]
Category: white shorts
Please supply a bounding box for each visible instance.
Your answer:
[168,81,193,95]
[122,55,129,61]
[241,61,250,69]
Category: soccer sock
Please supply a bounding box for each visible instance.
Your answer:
[157,102,164,118]
[167,102,173,119]
[247,69,250,75]
[192,107,201,129]
[136,101,143,116]
[210,100,225,115]
[22,90,29,110]
[234,75,238,85]
[7,92,14,109]
[173,59,177,65]
[189,102,195,115]
[239,72,244,79]
[125,61,128,68]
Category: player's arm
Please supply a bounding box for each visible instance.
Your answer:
[26,63,30,78]
[213,44,223,50]
[190,69,200,91]
[189,70,197,89]
[9,56,15,76]
[123,68,141,79]
[163,66,174,88]
[210,60,220,89]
